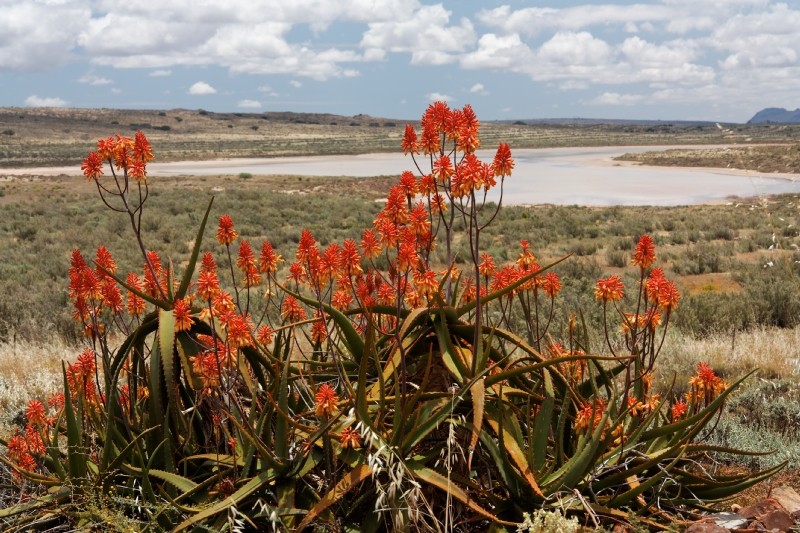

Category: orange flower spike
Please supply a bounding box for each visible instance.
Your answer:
[433,154,454,183]
[645,267,666,301]
[173,298,194,332]
[671,400,688,421]
[595,275,625,302]
[237,240,261,286]
[543,272,562,298]
[95,245,117,279]
[696,362,718,387]
[420,114,441,155]
[401,124,420,155]
[296,229,317,262]
[226,313,253,350]
[658,279,680,313]
[397,239,419,271]
[143,250,164,298]
[101,279,124,313]
[81,151,104,180]
[314,383,339,418]
[256,325,274,346]
[25,400,47,429]
[133,131,154,163]
[128,159,147,182]
[493,143,514,178]
[340,239,362,276]
[340,426,361,449]
[96,136,115,160]
[332,289,353,310]
[478,252,496,278]
[320,243,342,283]
[414,268,439,301]
[399,170,418,198]
[112,134,134,170]
[418,173,436,195]
[197,268,220,301]
[430,193,447,214]
[632,234,656,270]
[360,229,382,259]
[457,104,480,153]
[516,240,537,269]
[216,215,238,246]
[123,273,145,315]
[259,241,282,274]
[311,311,328,344]
[281,295,306,322]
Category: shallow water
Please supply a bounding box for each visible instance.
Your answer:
[6,146,799,206]
[152,146,799,206]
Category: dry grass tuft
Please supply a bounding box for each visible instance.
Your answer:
[0,338,76,433]
[657,326,800,394]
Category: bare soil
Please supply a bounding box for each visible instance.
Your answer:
[616,145,800,174]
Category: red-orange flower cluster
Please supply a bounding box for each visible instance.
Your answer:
[594,275,624,302]
[314,383,339,418]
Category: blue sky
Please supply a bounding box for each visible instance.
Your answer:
[1,0,799,122]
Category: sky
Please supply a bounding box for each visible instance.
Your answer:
[1,0,799,123]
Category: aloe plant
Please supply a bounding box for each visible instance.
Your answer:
[0,104,780,532]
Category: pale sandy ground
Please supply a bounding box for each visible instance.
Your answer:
[1,146,798,206]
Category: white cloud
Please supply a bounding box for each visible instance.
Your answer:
[427,92,453,103]
[361,4,475,66]
[469,83,487,95]
[591,92,644,106]
[258,85,279,97]
[290,80,303,88]
[461,33,531,70]
[79,74,113,85]
[149,69,172,77]
[539,31,611,66]
[237,99,262,109]
[188,81,217,95]
[24,95,67,107]
[0,2,89,70]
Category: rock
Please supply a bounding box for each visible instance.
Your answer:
[753,509,795,531]
[685,521,729,533]
[711,512,748,529]
[771,485,800,515]
[738,498,784,520]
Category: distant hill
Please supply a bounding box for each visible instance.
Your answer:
[497,117,717,127]
[748,107,800,124]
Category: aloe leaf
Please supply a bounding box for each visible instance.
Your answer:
[484,407,544,497]
[95,263,168,310]
[542,401,612,492]
[607,445,686,508]
[175,332,203,391]
[295,464,373,530]
[467,377,485,468]
[476,427,527,500]
[406,459,512,526]
[172,470,275,531]
[62,364,87,483]
[121,463,199,493]
[175,196,214,299]
[532,371,555,472]
[681,462,786,501]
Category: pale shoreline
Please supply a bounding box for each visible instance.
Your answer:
[1,145,798,206]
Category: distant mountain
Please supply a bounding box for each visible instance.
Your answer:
[748,107,800,124]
